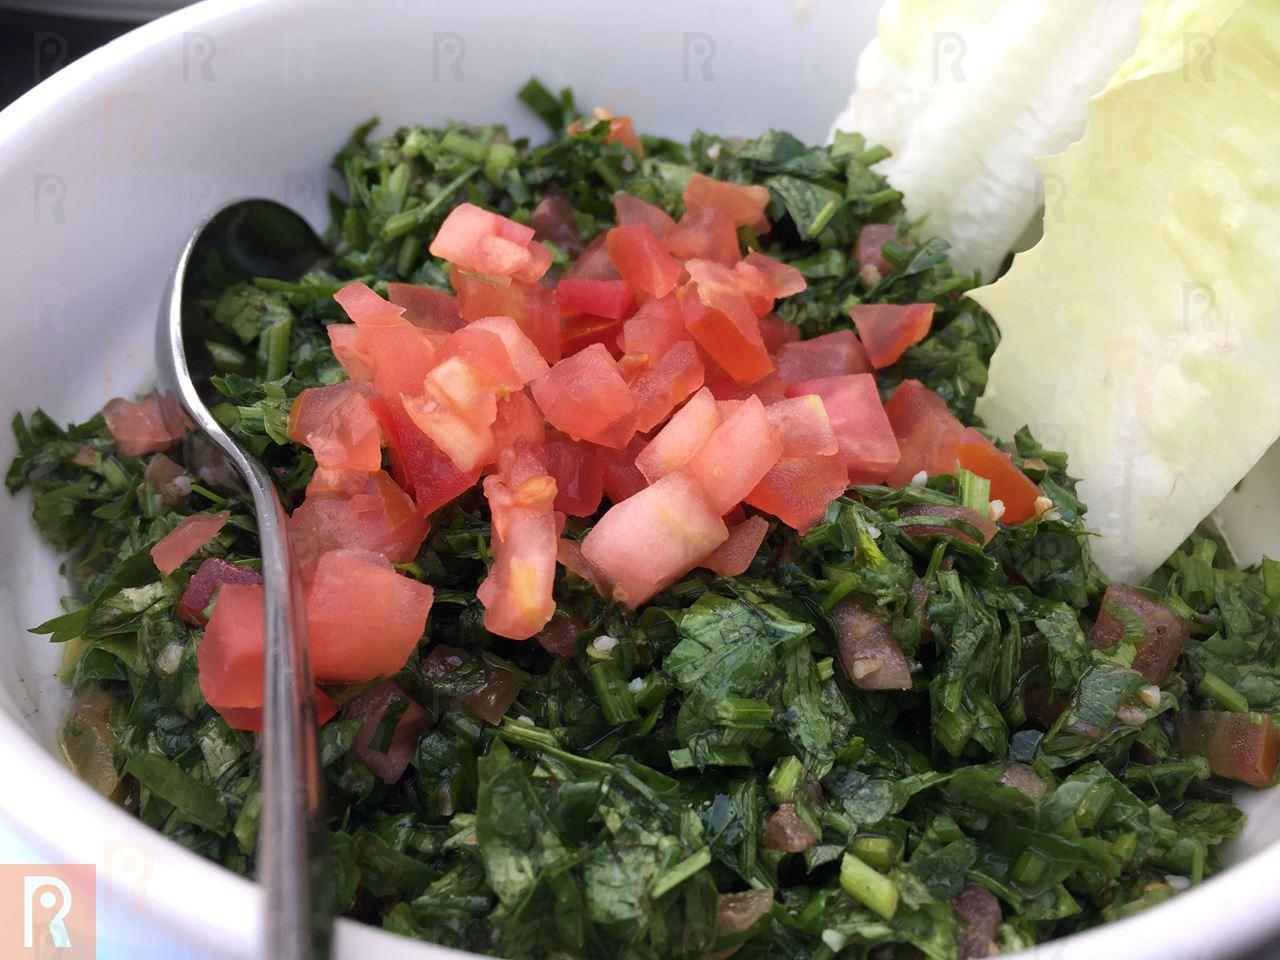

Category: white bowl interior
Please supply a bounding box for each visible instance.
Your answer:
[0,1,1277,958]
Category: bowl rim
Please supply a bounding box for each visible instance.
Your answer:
[2,1,1279,958]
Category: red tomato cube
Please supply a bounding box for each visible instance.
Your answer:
[345,681,433,784]
[544,438,604,517]
[607,224,683,299]
[103,393,188,457]
[151,511,229,575]
[666,207,741,265]
[733,252,806,314]
[682,395,784,514]
[564,233,620,280]
[178,557,262,626]
[328,321,439,401]
[701,515,769,576]
[1090,583,1190,685]
[850,303,935,369]
[629,341,706,433]
[429,203,539,280]
[775,330,871,384]
[614,191,676,239]
[452,268,560,363]
[477,444,559,639]
[745,454,849,533]
[287,382,382,472]
[306,549,434,681]
[401,357,500,472]
[786,374,899,483]
[386,282,464,332]
[636,387,721,484]
[530,343,638,450]
[954,427,1041,524]
[333,282,406,326]
[555,277,636,320]
[597,436,648,504]
[290,470,427,567]
[562,314,625,358]
[1175,711,1280,788]
[759,314,801,353]
[854,224,897,282]
[581,471,729,607]
[531,192,584,257]
[467,315,551,384]
[765,395,839,458]
[883,380,967,486]
[619,294,689,364]
[371,397,479,516]
[491,389,547,454]
[684,172,770,233]
[680,262,773,385]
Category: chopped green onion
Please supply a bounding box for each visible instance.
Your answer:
[767,756,805,805]
[650,848,711,899]
[839,853,898,920]
[1200,672,1249,713]
[1011,850,1048,887]
[586,657,639,725]
[850,835,898,870]
[714,697,773,730]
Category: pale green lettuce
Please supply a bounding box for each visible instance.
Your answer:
[972,0,1280,583]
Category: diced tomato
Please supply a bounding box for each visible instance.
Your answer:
[371,397,479,516]
[544,438,604,517]
[765,395,839,458]
[440,325,524,391]
[883,380,967,487]
[775,330,871,384]
[329,321,439,401]
[451,268,560,363]
[491,389,546,455]
[954,428,1041,524]
[464,315,550,384]
[682,395,783,514]
[306,549,434,681]
[288,382,382,472]
[530,343,637,450]
[606,115,643,156]
[143,453,187,506]
[850,303,934,369]
[636,387,720,483]
[401,356,500,472]
[151,511,229,575]
[759,314,801,353]
[706,368,787,404]
[530,193,583,257]
[197,584,339,731]
[746,454,848,533]
[665,207,741,266]
[614,191,677,239]
[477,444,559,639]
[733,252,805,314]
[831,599,912,690]
[596,436,648,504]
[629,341,706,433]
[386,282,464,332]
[581,471,729,607]
[291,470,428,567]
[1175,711,1279,788]
[564,233,621,281]
[555,277,635,320]
[103,393,188,457]
[701,515,769,576]
[1090,584,1190,685]
[512,242,553,286]
[680,263,773,385]
[619,294,689,364]
[458,664,524,725]
[684,172,770,233]
[177,557,262,626]
[305,467,372,499]
[854,224,897,282]
[562,314,624,358]
[786,375,899,483]
[607,224,683,299]
[346,681,433,784]
[429,203,541,280]
[536,613,585,658]
[333,281,405,326]
[557,537,598,585]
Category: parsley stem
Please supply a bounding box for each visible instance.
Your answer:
[839,853,898,920]
[651,848,711,899]
[850,835,897,870]
[767,756,805,804]
[587,657,639,725]
[381,165,480,241]
[1200,672,1249,713]
[714,698,773,730]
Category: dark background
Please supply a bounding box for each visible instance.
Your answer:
[1,7,1277,960]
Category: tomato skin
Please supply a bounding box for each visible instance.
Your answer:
[544,438,604,517]
[178,557,263,626]
[775,330,871,384]
[854,224,897,281]
[386,282,464,332]
[849,303,935,369]
[701,515,769,576]
[832,600,912,691]
[306,549,434,682]
[882,380,967,486]
[683,172,770,233]
[477,444,559,639]
[103,393,188,457]
[628,341,706,433]
[151,511,229,575]
[619,294,689,364]
[530,192,584,257]
[954,427,1040,522]
[333,282,406,326]
[371,397,479,516]
[636,386,720,484]
[682,395,784,515]
[288,382,383,472]
[614,191,677,239]
[679,265,773,385]
[451,268,560,363]
[607,224,683,299]
[530,343,638,450]
[786,374,900,483]
[596,436,648,504]
[580,471,729,608]
[555,277,636,320]
[290,469,428,567]
[745,453,849,533]
[666,207,740,266]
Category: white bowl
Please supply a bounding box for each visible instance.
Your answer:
[0,2,1277,958]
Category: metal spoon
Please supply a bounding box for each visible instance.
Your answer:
[155,199,331,960]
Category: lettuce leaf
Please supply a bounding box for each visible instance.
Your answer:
[833,0,1143,278]
[973,0,1280,583]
